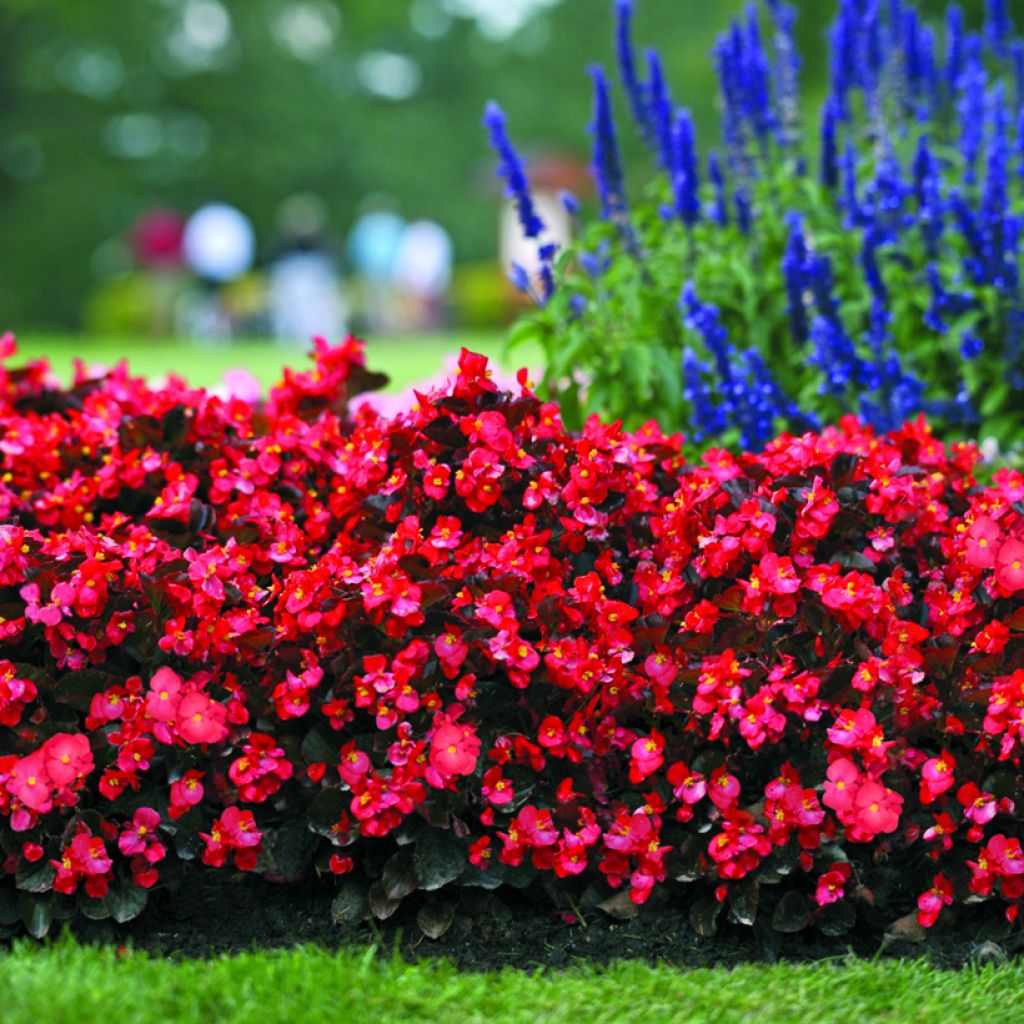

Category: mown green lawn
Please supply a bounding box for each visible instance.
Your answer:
[0,940,1021,1024]
[13,332,535,393]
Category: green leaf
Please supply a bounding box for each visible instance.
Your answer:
[507,318,541,353]
[78,894,112,921]
[414,830,464,892]
[169,809,204,862]
[103,879,148,923]
[0,882,21,926]
[416,900,456,940]
[367,880,401,921]
[11,664,54,692]
[729,879,759,927]
[306,788,346,837]
[268,820,319,880]
[548,328,589,381]
[980,381,1010,418]
[649,345,684,419]
[622,345,654,408]
[381,850,418,901]
[596,889,639,921]
[817,899,856,937]
[771,891,810,934]
[982,770,1018,801]
[19,893,53,939]
[15,860,56,894]
[300,725,337,766]
[331,882,368,926]
[53,670,117,712]
[458,862,505,890]
[689,896,722,938]
[555,377,584,431]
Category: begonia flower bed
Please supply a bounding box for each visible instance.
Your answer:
[1,335,1024,943]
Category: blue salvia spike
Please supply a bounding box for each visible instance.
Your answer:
[614,0,651,142]
[588,66,628,221]
[866,296,891,388]
[841,141,861,228]
[915,23,938,116]
[925,264,950,333]
[709,151,729,226]
[1016,105,1024,179]
[683,281,784,449]
[957,38,987,185]
[870,150,912,242]
[681,281,736,400]
[986,0,1013,58]
[745,349,819,434]
[1013,40,1024,111]
[766,0,801,150]
[682,349,726,442]
[809,314,864,399]
[743,3,775,144]
[734,187,753,235]
[782,213,810,345]
[508,263,531,294]
[902,9,922,105]
[829,3,858,118]
[949,189,986,283]
[671,110,701,227]
[945,5,964,94]
[901,8,933,114]
[538,262,555,303]
[912,134,933,204]
[982,82,1009,286]
[821,96,840,189]
[483,101,546,241]
[645,49,675,172]
[861,228,888,303]
[861,1,884,96]
[960,332,984,360]
[714,22,747,168]
[912,136,944,254]
[808,252,840,325]
[887,0,905,49]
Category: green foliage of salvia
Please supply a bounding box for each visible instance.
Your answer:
[494,0,1024,454]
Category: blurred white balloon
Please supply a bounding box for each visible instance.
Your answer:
[182,203,255,282]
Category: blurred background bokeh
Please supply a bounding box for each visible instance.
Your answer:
[0,0,988,356]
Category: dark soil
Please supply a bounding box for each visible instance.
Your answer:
[106,873,1024,971]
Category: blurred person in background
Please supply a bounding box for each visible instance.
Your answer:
[177,202,256,343]
[268,192,347,346]
[133,209,187,336]
[393,219,453,332]
[85,208,188,338]
[0,0,814,336]
[346,199,405,334]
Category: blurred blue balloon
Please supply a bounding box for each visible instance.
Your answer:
[347,210,405,282]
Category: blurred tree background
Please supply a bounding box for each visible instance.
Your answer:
[0,0,988,332]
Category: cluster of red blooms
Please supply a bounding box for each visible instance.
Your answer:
[2,333,1024,937]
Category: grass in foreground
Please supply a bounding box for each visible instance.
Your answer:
[0,939,1022,1024]
[14,331,534,393]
